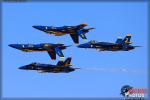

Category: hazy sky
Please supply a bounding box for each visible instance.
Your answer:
[2,1,148,98]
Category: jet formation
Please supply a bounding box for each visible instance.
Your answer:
[32,23,95,44]
[9,43,70,60]
[78,34,141,51]
[9,23,141,74]
[19,57,80,73]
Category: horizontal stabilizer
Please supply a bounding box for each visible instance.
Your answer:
[55,47,64,58]
[79,34,87,40]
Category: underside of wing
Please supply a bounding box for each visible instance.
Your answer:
[70,34,79,44]
[47,50,56,60]
[45,30,65,36]
[54,32,66,36]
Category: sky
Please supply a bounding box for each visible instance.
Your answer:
[2,1,148,98]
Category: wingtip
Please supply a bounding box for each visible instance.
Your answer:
[51,59,56,60]
[75,43,79,45]
[118,36,122,39]
[127,34,132,36]
[83,39,88,42]
[60,57,65,59]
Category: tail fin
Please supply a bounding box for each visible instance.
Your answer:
[122,34,132,45]
[57,57,72,67]
[77,23,88,28]
[63,57,72,66]
[115,36,123,44]
[57,60,64,66]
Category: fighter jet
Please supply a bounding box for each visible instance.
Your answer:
[32,23,95,44]
[19,57,80,73]
[9,43,70,60]
[78,34,141,51]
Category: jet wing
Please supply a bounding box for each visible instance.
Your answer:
[47,50,56,60]
[70,34,79,44]
[46,30,65,36]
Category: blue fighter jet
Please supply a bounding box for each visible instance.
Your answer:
[9,43,70,60]
[19,57,80,73]
[32,23,95,44]
[78,34,141,51]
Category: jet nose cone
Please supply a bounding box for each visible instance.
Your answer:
[8,44,18,48]
[18,65,28,70]
[32,25,44,31]
[18,66,24,70]
[8,44,12,47]
[32,25,39,29]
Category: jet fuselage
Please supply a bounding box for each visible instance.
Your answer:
[32,24,90,35]
[9,43,66,52]
[32,24,95,44]
[19,63,76,73]
[9,43,69,60]
[78,41,135,51]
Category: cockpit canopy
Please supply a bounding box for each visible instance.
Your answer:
[89,40,98,44]
[30,62,39,66]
